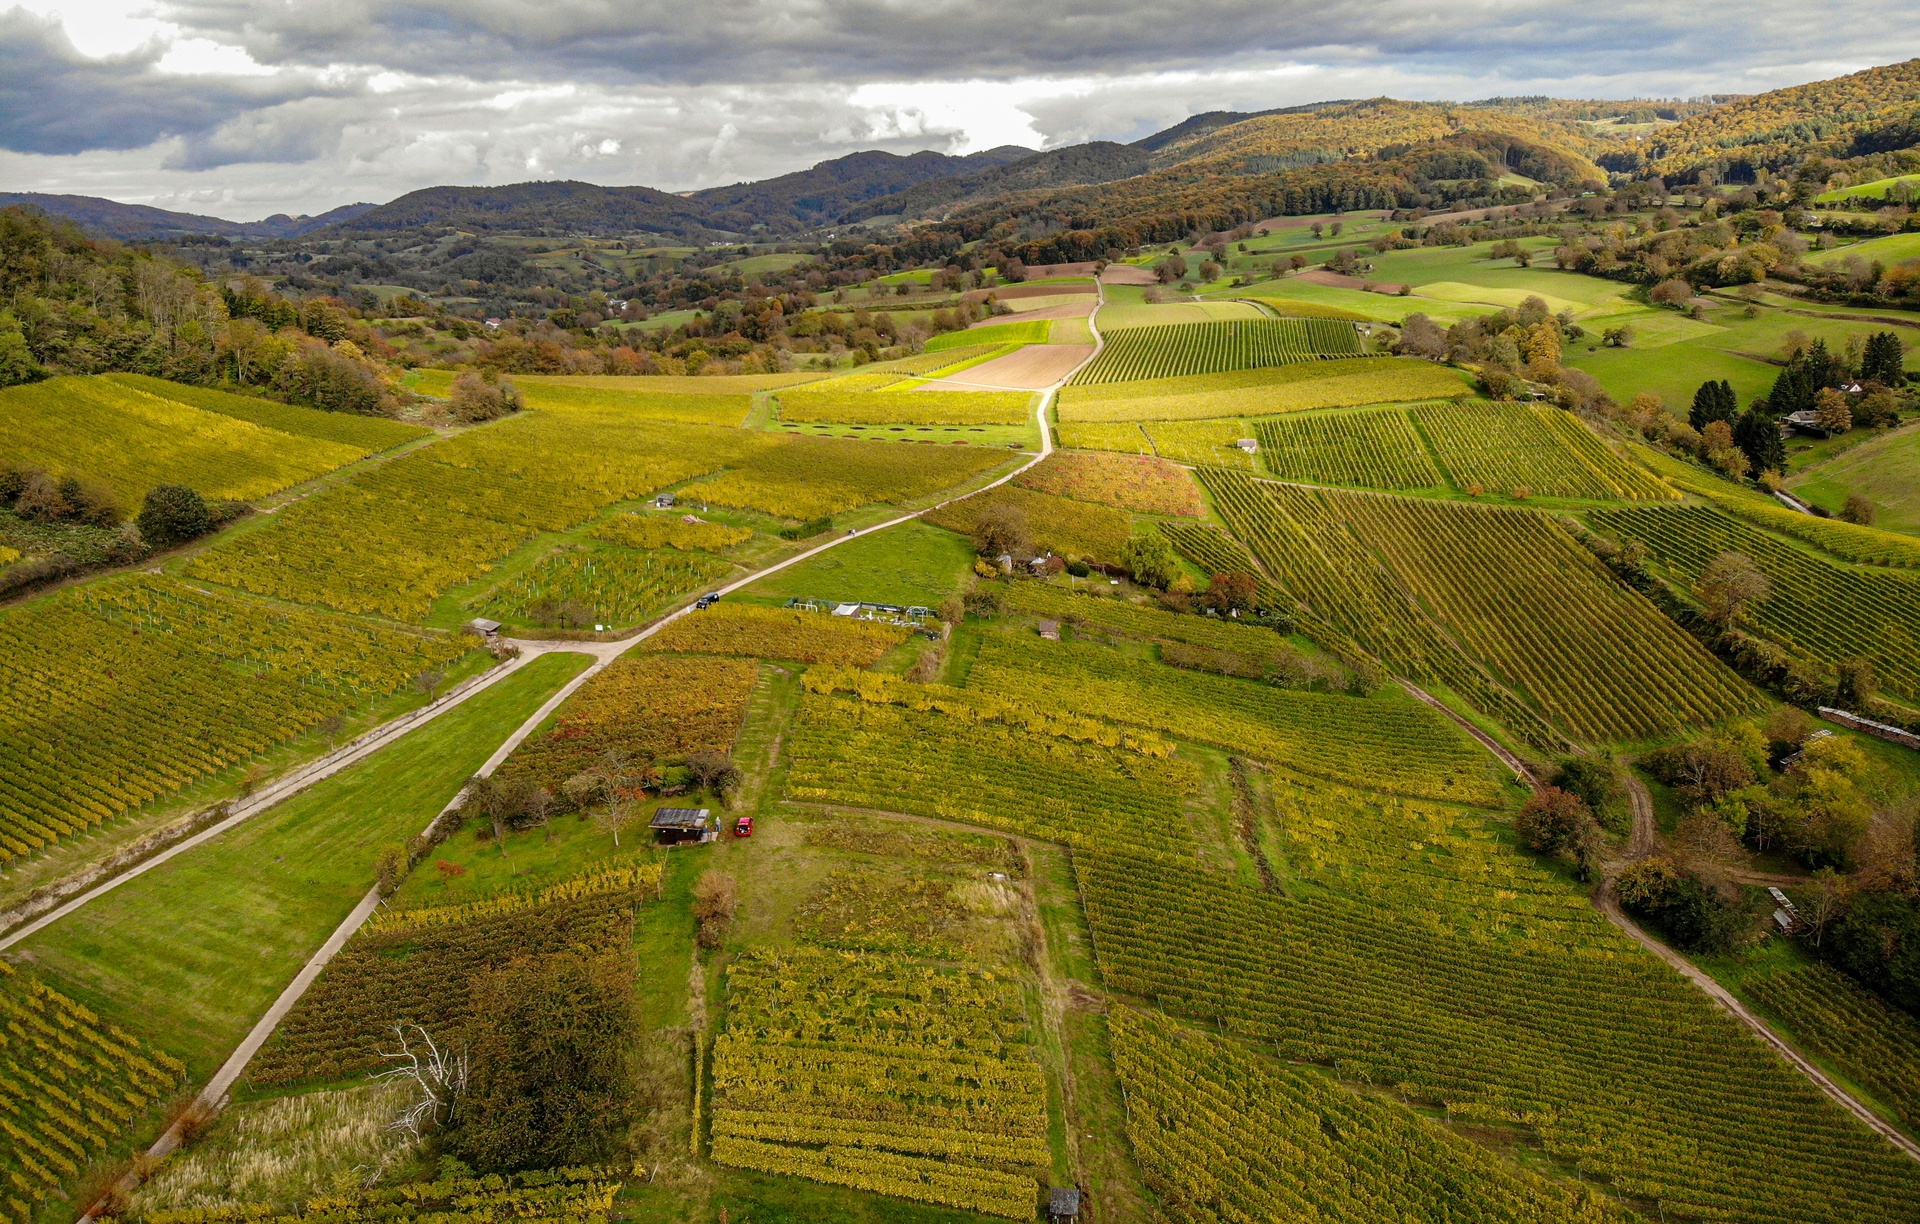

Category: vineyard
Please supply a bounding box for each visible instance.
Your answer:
[1635,445,1920,568]
[1255,406,1443,489]
[413,370,754,426]
[0,375,368,503]
[1411,401,1679,500]
[1054,421,1150,454]
[1139,419,1262,469]
[709,948,1047,1219]
[776,387,1035,426]
[590,513,753,552]
[187,413,744,620]
[493,655,757,796]
[468,543,731,627]
[250,866,650,1084]
[922,485,1132,563]
[964,632,1502,804]
[107,374,426,451]
[1075,846,1920,1224]
[783,691,1200,857]
[1108,1006,1627,1224]
[1069,318,1364,384]
[0,962,186,1224]
[1586,504,1920,697]
[678,433,1009,519]
[641,603,912,665]
[0,574,468,867]
[1745,963,1920,1131]
[996,583,1301,660]
[1012,450,1202,516]
[1056,357,1468,422]
[1202,470,1758,742]
[139,1166,624,1224]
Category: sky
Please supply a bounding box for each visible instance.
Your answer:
[3,0,1918,221]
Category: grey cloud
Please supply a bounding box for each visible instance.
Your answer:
[166,0,1920,88]
[0,9,327,157]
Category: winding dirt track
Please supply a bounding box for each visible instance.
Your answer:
[1404,691,1920,1161]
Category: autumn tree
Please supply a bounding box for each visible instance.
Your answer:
[1514,787,1605,879]
[1814,387,1852,434]
[1202,571,1259,614]
[970,502,1029,558]
[1696,551,1770,628]
[445,951,641,1169]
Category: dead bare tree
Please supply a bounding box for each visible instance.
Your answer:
[372,1024,469,1140]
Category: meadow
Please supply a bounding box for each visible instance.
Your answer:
[740,519,975,607]
[1788,422,1920,531]
[923,485,1133,564]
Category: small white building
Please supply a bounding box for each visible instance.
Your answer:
[1235,438,1258,454]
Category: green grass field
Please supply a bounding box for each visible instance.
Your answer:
[1815,174,1920,204]
[738,519,974,607]
[1804,232,1920,268]
[1788,422,1920,531]
[18,652,592,1078]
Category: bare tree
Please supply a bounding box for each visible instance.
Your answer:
[413,668,447,702]
[319,713,347,753]
[593,798,639,847]
[372,1024,468,1141]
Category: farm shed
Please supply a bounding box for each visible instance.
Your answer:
[467,617,501,638]
[656,493,677,508]
[1049,1187,1081,1221]
[1235,438,1258,454]
[650,806,713,844]
[1038,620,1061,641]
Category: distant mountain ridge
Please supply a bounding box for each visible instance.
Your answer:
[0,194,374,240]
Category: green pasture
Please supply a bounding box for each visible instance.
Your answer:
[719,252,816,275]
[1788,422,1920,531]
[1229,279,1481,325]
[737,518,975,607]
[1804,232,1920,268]
[613,308,705,333]
[1815,174,1920,204]
[18,652,593,1078]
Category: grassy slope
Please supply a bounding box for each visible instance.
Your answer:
[737,519,976,607]
[18,651,593,1078]
[1789,421,1920,531]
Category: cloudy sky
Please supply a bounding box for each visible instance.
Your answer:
[3,0,1917,221]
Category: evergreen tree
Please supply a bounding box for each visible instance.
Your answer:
[1862,331,1905,385]
[1688,379,1736,430]
[1767,362,1817,416]
[1733,407,1785,476]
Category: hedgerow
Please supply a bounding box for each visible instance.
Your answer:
[0,575,468,867]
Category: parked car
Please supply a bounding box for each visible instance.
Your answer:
[734,816,753,838]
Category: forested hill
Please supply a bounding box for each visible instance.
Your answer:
[0,194,373,241]
[1645,58,1920,181]
[688,146,1034,232]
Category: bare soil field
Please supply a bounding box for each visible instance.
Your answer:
[968,283,1097,302]
[1297,269,1411,294]
[917,344,1096,390]
[1100,264,1160,285]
